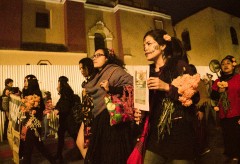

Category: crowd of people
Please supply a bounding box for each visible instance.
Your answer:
[0,29,239,164]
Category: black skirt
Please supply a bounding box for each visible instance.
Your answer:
[84,109,136,164]
[220,116,240,158]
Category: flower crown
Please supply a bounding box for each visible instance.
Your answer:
[27,77,37,80]
[222,56,237,67]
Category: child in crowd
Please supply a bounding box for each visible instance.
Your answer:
[42,91,55,140]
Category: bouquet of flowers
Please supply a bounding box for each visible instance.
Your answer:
[217,81,230,113]
[20,94,40,113]
[20,94,42,141]
[172,73,200,106]
[158,73,200,139]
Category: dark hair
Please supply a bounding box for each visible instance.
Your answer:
[79,57,96,77]
[44,91,52,100]
[58,76,68,83]
[143,29,188,63]
[220,55,237,77]
[189,64,197,75]
[22,74,44,119]
[98,48,125,69]
[5,78,13,86]
[23,75,41,97]
[58,76,74,103]
[221,55,236,64]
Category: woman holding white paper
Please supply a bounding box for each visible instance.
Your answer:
[135,29,200,164]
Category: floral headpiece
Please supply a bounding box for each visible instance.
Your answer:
[27,77,37,80]
[221,55,237,67]
[108,48,115,56]
[163,34,171,41]
[232,57,237,66]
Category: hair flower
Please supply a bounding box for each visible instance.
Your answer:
[163,34,171,41]
[233,61,237,66]
[108,48,115,56]
[172,73,200,106]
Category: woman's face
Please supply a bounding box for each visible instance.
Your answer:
[143,35,163,61]
[92,49,108,69]
[24,78,28,89]
[221,59,234,74]
[79,63,89,77]
[57,82,60,93]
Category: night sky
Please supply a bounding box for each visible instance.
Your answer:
[151,0,240,25]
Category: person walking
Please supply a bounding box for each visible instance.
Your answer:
[76,57,96,158]
[53,76,76,162]
[84,48,136,164]
[211,55,240,163]
[20,74,55,164]
[135,29,200,164]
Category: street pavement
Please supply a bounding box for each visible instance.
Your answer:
[0,115,228,164]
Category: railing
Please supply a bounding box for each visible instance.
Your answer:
[1,94,60,163]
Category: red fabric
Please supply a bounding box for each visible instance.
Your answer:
[212,74,240,118]
[20,126,28,141]
[127,116,149,164]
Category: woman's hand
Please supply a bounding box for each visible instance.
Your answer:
[54,109,59,115]
[134,108,145,125]
[5,89,10,96]
[196,111,204,121]
[31,110,36,115]
[147,77,170,91]
[218,87,226,93]
[100,80,110,92]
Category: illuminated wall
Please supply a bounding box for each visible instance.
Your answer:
[22,0,65,44]
[175,7,240,65]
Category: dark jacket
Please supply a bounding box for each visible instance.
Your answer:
[147,59,200,159]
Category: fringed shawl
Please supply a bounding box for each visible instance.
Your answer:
[85,64,133,117]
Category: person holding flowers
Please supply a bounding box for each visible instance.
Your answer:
[135,29,200,164]
[20,74,55,164]
[211,55,240,163]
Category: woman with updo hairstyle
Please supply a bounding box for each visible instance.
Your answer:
[76,57,96,158]
[20,74,55,164]
[134,29,200,163]
[84,48,137,164]
[211,55,240,163]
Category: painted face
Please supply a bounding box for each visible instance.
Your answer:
[143,35,162,61]
[92,49,108,69]
[24,78,28,89]
[221,59,234,74]
[79,63,89,77]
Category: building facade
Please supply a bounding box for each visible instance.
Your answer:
[174,7,240,66]
[0,0,172,65]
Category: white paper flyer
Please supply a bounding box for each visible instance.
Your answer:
[133,66,149,111]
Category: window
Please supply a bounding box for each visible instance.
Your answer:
[230,27,238,45]
[94,33,105,51]
[36,11,50,28]
[181,30,191,51]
